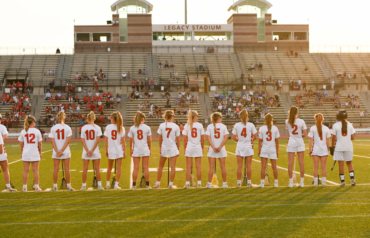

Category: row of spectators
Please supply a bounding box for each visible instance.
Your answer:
[75,68,107,82]
[336,70,357,79]
[159,61,175,68]
[286,51,299,57]
[7,81,33,94]
[46,70,56,76]
[131,78,156,92]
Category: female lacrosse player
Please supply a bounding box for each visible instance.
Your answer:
[258,114,280,187]
[80,111,104,191]
[286,106,307,187]
[232,109,257,188]
[331,110,356,186]
[129,112,152,190]
[206,112,229,188]
[0,114,15,192]
[18,115,43,192]
[49,111,74,191]
[183,110,204,189]
[308,113,331,187]
[154,110,180,189]
[104,111,126,190]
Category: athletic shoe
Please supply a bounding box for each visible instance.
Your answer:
[288,182,293,188]
[80,186,86,191]
[259,184,264,188]
[351,179,356,186]
[236,183,241,188]
[2,187,16,192]
[98,186,104,191]
[35,188,42,192]
[168,185,177,189]
[197,184,202,188]
[22,188,27,192]
[322,181,326,187]
[274,182,278,187]
[146,186,151,190]
[247,183,252,188]
[67,187,75,191]
[340,182,345,187]
[52,187,58,192]
[206,184,212,189]
[313,181,318,187]
[299,182,304,188]
[222,184,228,188]
[153,184,160,189]
[183,184,190,189]
[131,186,136,190]
[106,185,111,190]
[114,186,121,190]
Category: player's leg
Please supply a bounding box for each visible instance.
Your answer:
[246,156,253,183]
[115,158,123,189]
[63,158,74,191]
[346,155,355,185]
[82,159,89,186]
[270,159,278,187]
[154,157,167,188]
[106,158,114,188]
[0,161,10,188]
[132,157,141,187]
[142,156,150,188]
[320,156,327,186]
[260,157,267,186]
[93,159,102,189]
[53,159,60,189]
[207,157,215,186]
[312,155,319,186]
[287,152,294,187]
[219,157,227,187]
[236,156,243,183]
[22,161,30,191]
[338,159,345,186]
[31,161,41,191]
[297,151,305,187]
[169,156,177,184]
[195,157,202,187]
[184,157,192,187]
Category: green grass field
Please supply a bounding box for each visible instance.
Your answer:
[1,138,370,237]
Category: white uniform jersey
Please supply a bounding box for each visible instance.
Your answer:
[0,135,6,161]
[81,124,102,160]
[331,121,355,151]
[18,128,42,162]
[286,118,307,147]
[49,124,72,159]
[308,125,331,155]
[183,122,204,148]
[232,122,257,148]
[104,124,125,159]
[128,124,151,157]
[157,122,180,149]
[259,125,280,153]
[0,124,8,137]
[206,123,229,157]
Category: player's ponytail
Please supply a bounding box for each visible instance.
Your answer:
[265,113,273,132]
[314,113,324,139]
[163,110,174,127]
[187,110,198,131]
[211,112,222,133]
[134,111,145,128]
[56,111,65,124]
[240,109,248,126]
[288,106,298,127]
[336,110,348,135]
[24,115,36,132]
[87,111,96,127]
[111,111,123,134]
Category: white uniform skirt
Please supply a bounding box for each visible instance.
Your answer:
[235,144,254,157]
[286,146,305,153]
[22,156,41,162]
[260,148,277,160]
[207,147,227,158]
[334,151,353,161]
[161,148,179,158]
[185,146,203,158]
[108,151,124,160]
[311,147,329,157]
[0,153,7,162]
[132,147,150,157]
[52,151,71,160]
[82,150,101,160]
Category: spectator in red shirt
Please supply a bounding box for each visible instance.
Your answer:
[98,105,104,113]
[90,104,96,112]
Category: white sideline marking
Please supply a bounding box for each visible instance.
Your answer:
[1,214,370,225]
[2,202,370,212]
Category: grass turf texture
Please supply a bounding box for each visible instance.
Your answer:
[0,139,370,237]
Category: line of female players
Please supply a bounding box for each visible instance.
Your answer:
[0,105,356,192]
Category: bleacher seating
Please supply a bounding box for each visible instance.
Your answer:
[324,53,370,80]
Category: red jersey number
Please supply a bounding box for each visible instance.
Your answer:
[25,133,35,144]
[191,128,197,138]
[111,130,117,140]
[166,128,172,138]
[85,130,95,140]
[292,125,298,135]
[56,129,65,140]
[266,132,272,141]
[137,130,143,140]
[214,128,220,139]
[241,128,247,138]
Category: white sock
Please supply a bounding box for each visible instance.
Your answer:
[300,178,304,183]
[322,177,326,182]
[97,181,102,187]
[6,184,10,188]
[169,182,173,186]
[223,182,227,186]
[275,179,278,183]
[106,181,110,187]
[115,182,119,187]
[261,179,264,185]
[23,185,27,190]
[314,177,318,182]
[207,182,211,185]
[82,183,86,187]
[67,183,71,188]
[247,180,251,184]
[35,184,39,189]
[289,178,293,183]
[156,181,160,185]
[237,180,241,184]
[197,181,201,185]
[53,184,57,188]
[185,181,190,185]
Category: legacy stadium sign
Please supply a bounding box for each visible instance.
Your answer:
[153,24,232,32]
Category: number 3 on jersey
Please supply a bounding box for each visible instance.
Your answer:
[266,132,272,141]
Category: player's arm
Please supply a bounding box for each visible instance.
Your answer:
[218,134,228,150]
[176,136,180,150]
[38,141,42,158]
[308,137,313,157]
[232,134,238,142]
[258,138,262,156]
[331,135,337,148]
[201,134,204,154]
[183,134,188,153]
[0,144,3,154]
[129,137,134,157]
[158,134,162,153]
[275,138,279,158]
[59,136,71,154]
[147,135,152,156]
[207,135,216,151]
[20,142,24,155]
[302,129,307,138]
[105,136,109,158]
[3,134,7,143]
[51,138,59,154]
[252,133,257,143]
[80,138,90,155]
[326,137,330,151]
[121,136,126,158]
[351,134,355,140]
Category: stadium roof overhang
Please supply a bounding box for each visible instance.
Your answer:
[111,0,154,12]
[227,0,273,11]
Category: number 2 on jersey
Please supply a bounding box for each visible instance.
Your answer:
[56,129,65,140]
[292,125,298,135]
[25,133,35,144]
[166,128,172,138]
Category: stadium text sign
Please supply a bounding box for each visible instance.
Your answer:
[164,25,222,31]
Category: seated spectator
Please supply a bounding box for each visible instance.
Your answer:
[134,91,140,99]
[122,71,127,79]
[360,110,364,117]
[56,48,61,54]
[158,62,163,68]
[148,90,153,99]
[337,70,342,77]
[138,69,142,75]
[294,51,299,58]
[75,72,80,80]
[150,78,155,90]
[286,50,291,56]
[174,71,179,81]
[170,61,175,68]
[365,110,369,118]
[143,69,146,75]
[45,91,51,99]
[165,60,169,68]
[210,78,214,86]
[304,66,309,74]
[169,72,173,79]
[258,62,263,70]
[199,64,205,71]
[248,63,255,71]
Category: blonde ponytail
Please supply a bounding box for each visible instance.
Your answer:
[314,113,324,139]
[240,109,248,126]
[187,110,198,131]
[87,111,96,126]
[265,113,273,132]
[211,112,222,133]
[134,112,145,128]
[111,111,123,134]
[163,110,174,127]
[56,111,65,124]
[288,106,298,127]
[24,115,36,132]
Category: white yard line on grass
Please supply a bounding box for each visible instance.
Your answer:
[1,214,370,225]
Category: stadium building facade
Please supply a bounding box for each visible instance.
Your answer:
[74,0,309,53]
